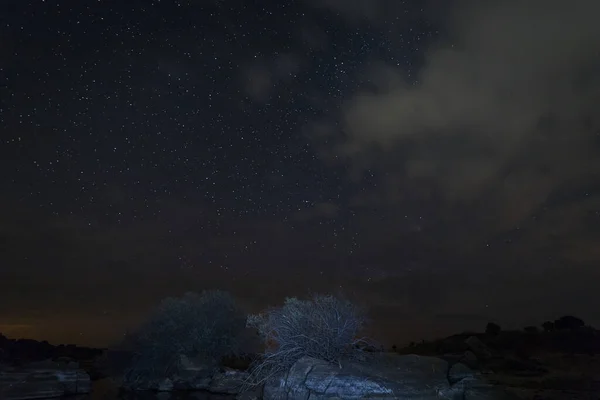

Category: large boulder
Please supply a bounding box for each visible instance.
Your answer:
[261,353,518,400]
[461,350,479,369]
[464,336,494,361]
[0,359,91,400]
[264,355,443,400]
[447,362,473,384]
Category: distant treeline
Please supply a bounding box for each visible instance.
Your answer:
[0,333,103,365]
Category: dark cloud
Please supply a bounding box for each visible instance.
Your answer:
[307,0,600,242]
[241,53,307,102]
[290,1,600,336]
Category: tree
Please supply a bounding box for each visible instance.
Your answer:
[542,321,555,332]
[246,294,369,385]
[122,290,246,388]
[485,322,501,336]
[554,315,585,330]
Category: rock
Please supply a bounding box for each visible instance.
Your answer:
[118,351,521,399]
[484,357,547,377]
[122,355,249,395]
[156,392,174,400]
[449,376,520,400]
[448,362,474,384]
[465,336,493,361]
[158,377,174,391]
[170,373,212,391]
[236,384,263,400]
[264,353,452,400]
[262,353,521,400]
[172,354,214,391]
[208,369,249,394]
[123,354,215,391]
[462,350,479,368]
[53,356,75,365]
[0,360,91,400]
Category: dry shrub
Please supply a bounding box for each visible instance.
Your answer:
[246,294,370,386]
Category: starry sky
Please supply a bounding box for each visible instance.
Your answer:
[2,0,600,347]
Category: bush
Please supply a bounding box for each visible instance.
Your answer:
[246,294,368,385]
[122,290,246,388]
[542,321,555,332]
[485,322,501,336]
[554,315,585,330]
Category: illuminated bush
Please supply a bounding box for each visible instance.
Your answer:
[246,294,369,385]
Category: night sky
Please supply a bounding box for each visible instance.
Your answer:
[2,0,600,347]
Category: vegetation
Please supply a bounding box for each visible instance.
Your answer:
[542,321,555,332]
[542,316,586,332]
[396,315,596,357]
[485,322,501,336]
[554,315,584,330]
[122,290,246,388]
[245,294,369,386]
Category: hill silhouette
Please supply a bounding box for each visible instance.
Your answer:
[394,315,598,357]
[0,332,103,367]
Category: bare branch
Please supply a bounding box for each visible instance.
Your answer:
[244,294,370,388]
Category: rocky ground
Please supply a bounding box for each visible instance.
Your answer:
[0,359,92,399]
[487,353,600,400]
[400,328,600,400]
[3,326,599,399]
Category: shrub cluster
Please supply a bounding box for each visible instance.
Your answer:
[119,290,369,390]
[123,290,246,387]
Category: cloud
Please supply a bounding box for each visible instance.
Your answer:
[309,0,600,235]
[241,53,306,102]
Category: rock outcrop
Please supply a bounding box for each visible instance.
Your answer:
[262,353,518,400]
[465,335,494,361]
[0,359,91,400]
[119,352,518,399]
[123,355,249,395]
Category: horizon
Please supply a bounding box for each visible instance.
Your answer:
[0,310,594,350]
[0,300,595,349]
[2,0,600,349]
